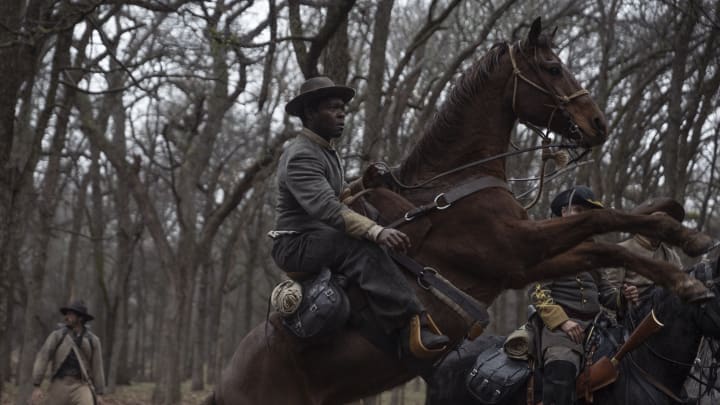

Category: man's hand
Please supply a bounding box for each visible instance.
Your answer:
[362,163,389,188]
[30,387,44,405]
[377,228,411,253]
[560,319,584,344]
[623,283,639,304]
[96,395,105,405]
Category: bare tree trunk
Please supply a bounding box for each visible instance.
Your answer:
[207,216,243,382]
[150,275,168,382]
[154,271,193,404]
[117,290,131,384]
[361,0,394,163]
[134,285,145,380]
[698,126,719,231]
[0,3,32,393]
[191,262,210,390]
[663,4,697,199]
[63,175,89,304]
[106,294,125,393]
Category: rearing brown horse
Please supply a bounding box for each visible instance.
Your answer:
[208,18,713,405]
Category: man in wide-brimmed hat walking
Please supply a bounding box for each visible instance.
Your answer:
[31,300,105,405]
[269,76,449,359]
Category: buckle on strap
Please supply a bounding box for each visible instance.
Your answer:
[434,193,451,210]
[417,267,439,290]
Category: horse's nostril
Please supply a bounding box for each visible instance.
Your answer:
[593,117,607,135]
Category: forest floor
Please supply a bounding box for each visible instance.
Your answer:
[1,378,427,404]
[1,381,213,405]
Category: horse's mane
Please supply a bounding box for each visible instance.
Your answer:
[399,34,555,182]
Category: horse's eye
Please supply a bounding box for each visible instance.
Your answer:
[549,66,562,76]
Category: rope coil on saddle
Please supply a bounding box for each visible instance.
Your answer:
[271,279,303,315]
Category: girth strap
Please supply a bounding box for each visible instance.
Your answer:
[389,252,490,332]
[387,176,509,228]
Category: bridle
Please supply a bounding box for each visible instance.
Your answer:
[507,41,590,143]
[506,41,591,208]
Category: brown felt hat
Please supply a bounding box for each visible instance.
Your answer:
[60,300,94,322]
[285,76,355,117]
[630,197,685,222]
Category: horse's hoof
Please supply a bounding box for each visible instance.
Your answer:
[675,278,712,303]
[682,233,714,257]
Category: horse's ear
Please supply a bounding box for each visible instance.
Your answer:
[528,17,542,46]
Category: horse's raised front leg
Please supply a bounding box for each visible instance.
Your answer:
[522,242,711,302]
[526,209,714,258]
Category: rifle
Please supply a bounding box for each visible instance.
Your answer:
[576,309,664,401]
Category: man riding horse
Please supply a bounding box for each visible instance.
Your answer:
[529,186,620,405]
[269,76,449,359]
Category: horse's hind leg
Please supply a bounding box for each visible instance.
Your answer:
[525,209,714,258]
[523,242,709,301]
[215,323,315,405]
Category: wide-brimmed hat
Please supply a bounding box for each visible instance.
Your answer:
[285,76,355,117]
[551,185,604,217]
[630,197,685,222]
[60,300,94,322]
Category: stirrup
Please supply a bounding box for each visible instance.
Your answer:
[408,314,447,359]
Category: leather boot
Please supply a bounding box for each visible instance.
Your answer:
[402,313,449,359]
[542,360,577,405]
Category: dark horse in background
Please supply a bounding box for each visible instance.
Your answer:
[207,18,715,405]
[426,255,720,405]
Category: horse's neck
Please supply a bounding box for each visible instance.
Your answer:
[628,304,700,391]
[398,71,515,193]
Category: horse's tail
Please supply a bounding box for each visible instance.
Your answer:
[199,392,216,405]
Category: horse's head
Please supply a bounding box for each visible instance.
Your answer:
[509,17,608,147]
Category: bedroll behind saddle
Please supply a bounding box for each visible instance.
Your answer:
[279,268,351,339]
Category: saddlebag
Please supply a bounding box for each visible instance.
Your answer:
[281,268,350,339]
[466,346,531,404]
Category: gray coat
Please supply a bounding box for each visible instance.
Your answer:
[274,128,379,238]
[529,270,619,330]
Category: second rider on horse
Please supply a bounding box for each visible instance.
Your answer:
[269,76,449,359]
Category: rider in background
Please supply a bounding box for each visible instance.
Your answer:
[605,198,685,316]
[529,185,620,405]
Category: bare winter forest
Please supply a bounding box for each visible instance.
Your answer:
[1,0,719,404]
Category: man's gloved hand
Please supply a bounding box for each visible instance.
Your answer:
[377,228,411,253]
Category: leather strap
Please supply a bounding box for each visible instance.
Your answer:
[390,252,490,330]
[387,176,509,228]
[67,333,98,405]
